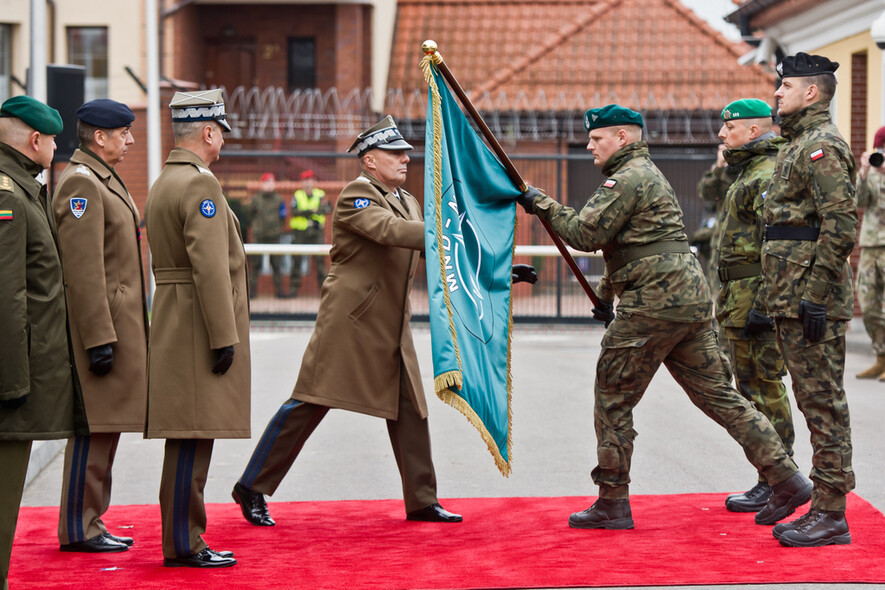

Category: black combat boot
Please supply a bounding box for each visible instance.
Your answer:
[777,508,851,547]
[725,481,771,512]
[755,472,812,525]
[568,499,634,529]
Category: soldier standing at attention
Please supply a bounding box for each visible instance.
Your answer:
[145,89,250,567]
[854,139,885,379]
[248,172,285,297]
[714,99,794,514]
[52,99,148,553]
[761,53,857,547]
[0,95,87,589]
[516,104,810,531]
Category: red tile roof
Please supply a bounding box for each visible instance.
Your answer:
[388,0,777,114]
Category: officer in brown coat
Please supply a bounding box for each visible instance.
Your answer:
[231,116,463,527]
[52,99,148,553]
[144,89,250,568]
[0,96,87,590]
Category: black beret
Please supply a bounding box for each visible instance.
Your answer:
[76,99,135,129]
[776,52,839,78]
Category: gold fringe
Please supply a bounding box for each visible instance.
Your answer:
[439,388,511,477]
[434,371,462,394]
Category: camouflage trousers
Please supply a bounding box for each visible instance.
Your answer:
[856,246,885,355]
[722,328,795,483]
[592,313,798,499]
[775,318,854,512]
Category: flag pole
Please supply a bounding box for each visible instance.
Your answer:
[421,40,601,308]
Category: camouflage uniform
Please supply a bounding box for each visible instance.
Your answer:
[530,142,799,498]
[716,134,794,484]
[248,190,284,295]
[696,164,736,292]
[855,170,885,356]
[761,100,857,512]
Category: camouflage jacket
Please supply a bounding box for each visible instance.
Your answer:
[857,170,885,247]
[697,164,737,270]
[249,190,283,240]
[715,134,786,328]
[760,101,857,320]
[532,141,711,322]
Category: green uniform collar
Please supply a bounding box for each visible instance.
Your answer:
[602,141,649,177]
[779,101,832,140]
[0,141,45,194]
[724,134,785,168]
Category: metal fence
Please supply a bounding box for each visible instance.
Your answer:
[218,149,718,321]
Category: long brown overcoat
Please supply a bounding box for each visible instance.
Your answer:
[53,148,148,432]
[0,143,87,440]
[143,147,250,439]
[291,172,426,420]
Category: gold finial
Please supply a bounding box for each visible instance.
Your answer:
[422,40,438,56]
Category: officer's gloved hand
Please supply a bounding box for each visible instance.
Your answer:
[592,299,615,327]
[516,185,542,214]
[88,344,114,376]
[798,300,827,342]
[742,308,775,337]
[511,264,538,285]
[212,345,235,375]
[0,395,28,411]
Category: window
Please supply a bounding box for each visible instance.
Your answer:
[0,24,11,102]
[67,27,108,101]
[287,37,316,90]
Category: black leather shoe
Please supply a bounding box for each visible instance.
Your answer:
[778,508,851,547]
[568,498,634,529]
[232,482,275,526]
[755,472,812,525]
[163,548,237,568]
[104,532,133,546]
[725,482,772,512]
[406,503,462,522]
[60,534,128,553]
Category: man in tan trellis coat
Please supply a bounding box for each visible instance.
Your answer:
[52,99,148,553]
[144,89,250,568]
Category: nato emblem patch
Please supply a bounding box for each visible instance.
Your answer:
[200,199,216,218]
[70,198,87,219]
[354,198,370,209]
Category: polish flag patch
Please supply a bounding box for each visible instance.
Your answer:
[603,179,617,188]
[810,148,824,162]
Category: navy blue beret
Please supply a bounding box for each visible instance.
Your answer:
[76,99,135,129]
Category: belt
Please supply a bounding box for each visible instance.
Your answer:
[718,262,762,282]
[605,240,691,274]
[154,267,193,284]
[763,225,820,241]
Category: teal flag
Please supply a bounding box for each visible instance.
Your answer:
[422,59,521,476]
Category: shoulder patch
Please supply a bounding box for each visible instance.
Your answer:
[603,178,618,189]
[75,164,91,176]
[199,199,217,218]
[353,197,370,209]
[810,148,824,162]
[70,198,88,218]
[0,175,13,192]
[197,166,214,176]
[0,209,13,221]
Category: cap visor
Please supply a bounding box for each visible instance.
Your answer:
[376,139,413,151]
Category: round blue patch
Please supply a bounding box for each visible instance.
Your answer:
[354,198,370,209]
[200,199,216,218]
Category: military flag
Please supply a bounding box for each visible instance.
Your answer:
[421,56,521,476]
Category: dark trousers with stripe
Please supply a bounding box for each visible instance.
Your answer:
[239,390,438,513]
[0,441,31,590]
[159,439,214,559]
[57,433,121,544]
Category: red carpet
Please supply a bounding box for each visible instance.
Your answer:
[10,493,885,589]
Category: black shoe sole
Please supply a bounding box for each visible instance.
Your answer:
[163,558,237,568]
[778,532,852,547]
[568,517,634,530]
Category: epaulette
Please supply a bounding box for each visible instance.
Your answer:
[0,174,13,192]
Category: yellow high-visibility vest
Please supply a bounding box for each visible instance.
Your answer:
[289,188,326,231]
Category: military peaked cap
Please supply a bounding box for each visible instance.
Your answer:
[0,95,64,135]
[169,89,231,131]
[776,52,839,78]
[347,116,413,157]
[584,104,643,131]
[77,99,135,129]
[721,99,773,121]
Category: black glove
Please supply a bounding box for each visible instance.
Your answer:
[742,308,775,337]
[516,185,542,214]
[0,395,28,410]
[592,299,615,327]
[798,299,827,342]
[88,344,114,376]
[511,264,538,285]
[212,345,235,375]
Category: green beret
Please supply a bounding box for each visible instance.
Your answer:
[721,99,773,121]
[584,104,643,132]
[0,96,64,135]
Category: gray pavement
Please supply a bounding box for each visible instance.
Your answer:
[21,319,885,590]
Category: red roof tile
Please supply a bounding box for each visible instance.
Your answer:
[389,0,776,113]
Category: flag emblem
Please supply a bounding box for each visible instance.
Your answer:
[0,209,12,221]
[200,199,216,218]
[603,179,618,188]
[810,148,824,162]
[70,198,87,219]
